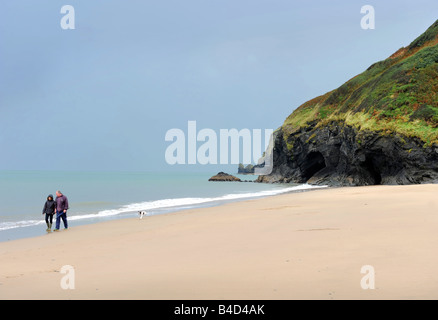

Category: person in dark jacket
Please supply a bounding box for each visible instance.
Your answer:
[54,190,69,231]
[42,194,56,231]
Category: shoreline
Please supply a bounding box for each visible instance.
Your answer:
[1,184,438,299]
[0,183,324,243]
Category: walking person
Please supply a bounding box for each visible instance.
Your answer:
[42,194,56,232]
[54,190,69,231]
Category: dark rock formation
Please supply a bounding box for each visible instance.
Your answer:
[209,172,241,182]
[237,163,266,174]
[238,164,255,174]
[256,121,438,186]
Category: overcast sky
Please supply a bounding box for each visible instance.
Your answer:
[1,0,437,172]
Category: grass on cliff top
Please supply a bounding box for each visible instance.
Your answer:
[333,111,437,147]
[283,104,438,148]
[283,109,438,150]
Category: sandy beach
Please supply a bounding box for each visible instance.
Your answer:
[1,184,438,300]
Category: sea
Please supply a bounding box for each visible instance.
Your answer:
[0,171,325,242]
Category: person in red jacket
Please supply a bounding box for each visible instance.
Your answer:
[54,190,69,231]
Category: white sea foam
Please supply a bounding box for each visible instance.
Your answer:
[0,184,326,231]
[0,220,45,231]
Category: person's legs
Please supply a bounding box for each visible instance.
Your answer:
[48,214,53,230]
[45,214,50,230]
[55,211,61,230]
[61,212,68,229]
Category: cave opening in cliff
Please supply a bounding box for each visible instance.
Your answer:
[302,151,326,181]
[363,156,382,185]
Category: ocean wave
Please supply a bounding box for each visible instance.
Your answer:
[0,220,45,231]
[0,184,326,231]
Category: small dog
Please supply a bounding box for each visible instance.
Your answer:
[138,211,147,219]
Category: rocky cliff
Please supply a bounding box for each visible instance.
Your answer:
[257,20,438,186]
[257,121,438,186]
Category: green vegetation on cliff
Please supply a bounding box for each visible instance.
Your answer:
[283,20,438,148]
